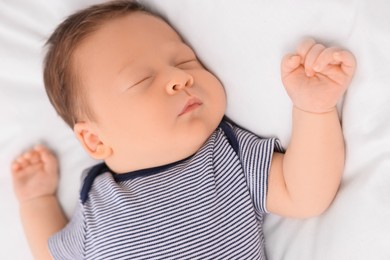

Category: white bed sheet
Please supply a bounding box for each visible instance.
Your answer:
[1,0,389,259]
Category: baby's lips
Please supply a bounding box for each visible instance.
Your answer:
[179,97,203,116]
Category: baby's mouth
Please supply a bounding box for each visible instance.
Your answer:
[179,97,203,116]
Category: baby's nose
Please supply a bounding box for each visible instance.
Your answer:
[165,68,194,95]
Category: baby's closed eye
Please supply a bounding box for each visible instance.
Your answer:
[175,59,199,69]
[128,75,153,89]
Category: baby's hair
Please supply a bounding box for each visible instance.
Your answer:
[43,0,148,128]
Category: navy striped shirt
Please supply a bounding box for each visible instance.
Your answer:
[49,121,283,259]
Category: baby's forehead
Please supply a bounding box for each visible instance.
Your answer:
[77,12,194,57]
[100,12,181,41]
[71,11,198,81]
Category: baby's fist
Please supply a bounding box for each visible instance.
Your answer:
[281,38,356,113]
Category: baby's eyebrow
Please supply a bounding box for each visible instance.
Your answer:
[165,41,196,57]
[175,47,197,63]
[180,43,197,56]
[117,59,136,75]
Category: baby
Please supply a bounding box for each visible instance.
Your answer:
[11,1,356,259]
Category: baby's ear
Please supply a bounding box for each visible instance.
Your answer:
[73,122,112,160]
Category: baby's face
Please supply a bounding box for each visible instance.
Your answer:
[74,12,226,173]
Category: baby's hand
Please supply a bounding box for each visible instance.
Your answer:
[281,38,356,113]
[11,145,59,204]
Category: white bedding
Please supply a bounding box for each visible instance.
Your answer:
[1,0,389,259]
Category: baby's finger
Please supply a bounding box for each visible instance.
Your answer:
[23,150,41,164]
[36,145,54,163]
[34,144,48,154]
[16,156,29,169]
[281,54,301,78]
[304,43,326,77]
[312,47,343,72]
[11,162,21,172]
[296,38,316,63]
[334,50,356,76]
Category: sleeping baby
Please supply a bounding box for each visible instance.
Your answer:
[11,0,356,259]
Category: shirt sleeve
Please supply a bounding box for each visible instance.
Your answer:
[48,201,85,259]
[232,125,284,214]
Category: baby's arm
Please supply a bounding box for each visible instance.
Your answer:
[11,145,68,260]
[266,39,356,218]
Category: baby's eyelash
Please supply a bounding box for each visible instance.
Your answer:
[176,59,198,67]
[131,76,152,88]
